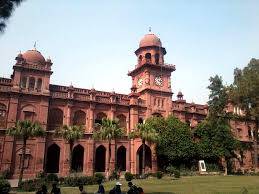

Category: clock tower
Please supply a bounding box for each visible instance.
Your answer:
[128,32,176,117]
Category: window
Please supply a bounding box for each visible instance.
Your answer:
[24,111,34,121]
[138,55,142,63]
[155,53,159,64]
[28,77,35,91]
[37,78,42,91]
[21,77,27,88]
[138,118,144,124]
[145,53,151,61]
[0,103,7,128]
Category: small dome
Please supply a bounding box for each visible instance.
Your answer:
[22,49,45,65]
[139,33,162,48]
[177,91,183,97]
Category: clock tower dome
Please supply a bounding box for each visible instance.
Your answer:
[128,32,176,117]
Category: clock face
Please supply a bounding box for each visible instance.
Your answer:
[154,76,163,86]
[137,78,143,87]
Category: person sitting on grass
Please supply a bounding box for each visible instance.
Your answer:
[127,182,139,194]
[36,185,48,194]
[109,182,122,194]
[50,182,61,194]
[79,185,87,194]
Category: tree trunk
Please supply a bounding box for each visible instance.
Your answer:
[222,157,228,176]
[254,118,259,171]
[114,139,117,171]
[18,138,27,186]
[69,141,73,173]
[107,139,111,177]
[142,139,145,177]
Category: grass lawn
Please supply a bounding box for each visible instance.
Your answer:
[17,175,259,194]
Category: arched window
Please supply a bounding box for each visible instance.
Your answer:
[155,53,160,64]
[28,77,35,91]
[73,110,86,126]
[137,144,152,174]
[116,114,127,129]
[48,108,63,130]
[138,55,143,63]
[138,118,144,124]
[248,127,253,139]
[21,77,27,88]
[0,103,7,128]
[37,78,42,91]
[95,112,107,125]
[152,113,162,117]
[22,105,36,122]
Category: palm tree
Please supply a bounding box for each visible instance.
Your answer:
[7,120,45,186]
[93,118,125,176]
[56,125,84,173]
[129,122,159,176]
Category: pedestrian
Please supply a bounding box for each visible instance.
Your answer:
[96,179,105,194]
[138,187,144,194]
[36,185,48,194]
[50,182,61,194]
[109,182,122,194]
[127,182,138,194]
[79,185,87,194]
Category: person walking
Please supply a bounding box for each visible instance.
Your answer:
[79,185,87,194]
[50,182,61,194]
[96,179,105,194]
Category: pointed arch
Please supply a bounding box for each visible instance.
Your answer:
[117,146,126,171]
[46,144,60,173]
[72,144,84,172]
[116,114,127,129]
[73,110,86,126]
[0,103,7,128]
[48,108,63,130]
[137,144,152,174]
[95,145,106,172]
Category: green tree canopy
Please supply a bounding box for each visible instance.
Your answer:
[148,116,196,168]
[0,0,25,32]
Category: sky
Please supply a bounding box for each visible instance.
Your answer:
[0,0,259,104]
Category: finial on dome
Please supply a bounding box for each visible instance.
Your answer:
[33,41,37,50]
[149,27,152,33]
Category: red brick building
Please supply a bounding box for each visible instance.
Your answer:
[0,33,256,178]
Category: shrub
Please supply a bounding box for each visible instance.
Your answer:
[156,171,163,179]
[46,173,59,182]
[109,170,119,180]
[62,176,96,186]
[125,172,134,181]
[36,171,46,179]
[174,170,180,178]
[0,169,12,179]
[166,166,177,176]
[94,172,105,183]
[19,179,46,192]
[0,178,11,194]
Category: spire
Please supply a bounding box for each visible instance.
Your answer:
[33,41,37,50]
[149,27,152,33]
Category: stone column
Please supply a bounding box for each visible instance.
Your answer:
[26,77,29,89]
[89,103,95,133]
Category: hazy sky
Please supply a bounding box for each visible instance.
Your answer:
[1,0,259,104]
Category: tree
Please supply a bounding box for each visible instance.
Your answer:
[230,58,259,170]
[194,118,239,175]
[6,120,45,185]
[199,75,240,175]
[56,125,84,173]
[149,116,196,169]
[129,121,159,176]
[93,118,125,176]
[0,0,25,32]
